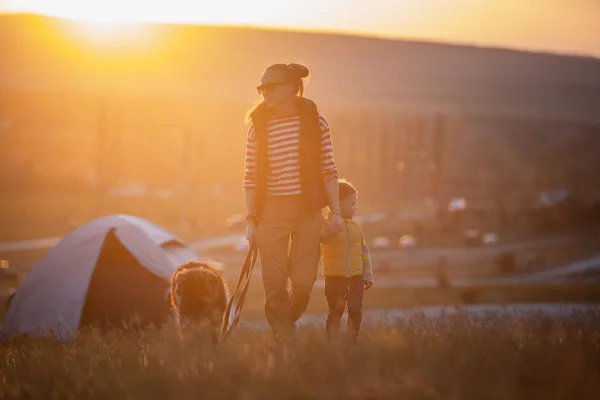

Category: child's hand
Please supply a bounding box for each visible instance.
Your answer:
[327,216,344,236]
[321,226,339,241]
[364,280,373,290]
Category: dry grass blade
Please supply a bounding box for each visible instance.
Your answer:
[0,311,599,399]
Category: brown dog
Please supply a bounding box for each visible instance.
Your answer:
[169,261,228,343]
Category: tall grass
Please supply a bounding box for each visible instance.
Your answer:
[1,310,599,399]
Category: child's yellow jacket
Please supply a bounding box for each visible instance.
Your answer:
[321,218,373,282]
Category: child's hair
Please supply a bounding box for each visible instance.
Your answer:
[339,180,358,201]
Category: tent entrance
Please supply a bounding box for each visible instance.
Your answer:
[79,229,171,330]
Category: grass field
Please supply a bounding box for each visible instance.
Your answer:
[9,280,592,323]
[2,238,599,322]
[3,188,600,399]
[1,310,599,399]
[1,187,429,242]
[2,273,600,324]
[0,186,512,243]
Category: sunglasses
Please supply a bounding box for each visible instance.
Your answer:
[256,82,289,95]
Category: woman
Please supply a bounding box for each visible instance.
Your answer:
[242,63,343,342]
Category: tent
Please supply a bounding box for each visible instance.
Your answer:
[0,214,205,341]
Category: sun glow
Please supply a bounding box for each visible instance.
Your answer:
[3,0,600,57]
[12,0,294,25]
[13,0,298,47]
[12,1,154,46]
[79,20,140,38]
[18,1,146,23]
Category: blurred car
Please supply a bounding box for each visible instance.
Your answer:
[399,235,417,249]
[372,236,392,250]
[448,197,467,212]
[482,232,499,245]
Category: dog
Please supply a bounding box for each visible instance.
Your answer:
[169,261,228,343]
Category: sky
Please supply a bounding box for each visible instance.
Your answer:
[1,0,600,58]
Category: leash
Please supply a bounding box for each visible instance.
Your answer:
[221,242,259,340]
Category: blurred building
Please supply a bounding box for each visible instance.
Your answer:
[1,14,600,211]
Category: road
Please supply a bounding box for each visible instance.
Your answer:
[372,236,576,268]
[215,235,578,277]
[3,228,595,289]
[0,211,430,252]
[237,302,600,330]
[217,243,600,288]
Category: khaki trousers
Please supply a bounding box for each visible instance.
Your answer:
[256,195,323,338]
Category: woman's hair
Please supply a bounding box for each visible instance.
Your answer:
[246,63,310,123]
[266,63,310,97]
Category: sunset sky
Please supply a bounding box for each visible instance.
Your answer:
[1,0,599,58]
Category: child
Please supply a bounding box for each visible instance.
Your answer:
[321,180,373,341]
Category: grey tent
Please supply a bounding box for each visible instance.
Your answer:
[0,215,207,341]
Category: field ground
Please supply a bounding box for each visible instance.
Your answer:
[2,233,599,323]
[0,187,443,242]
[2,272,600,324]
[1,310,599,399]
[211,237,600,277]
[1,185,557,245]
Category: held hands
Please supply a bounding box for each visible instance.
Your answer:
[322,213,344,242]
[327,213,344,235]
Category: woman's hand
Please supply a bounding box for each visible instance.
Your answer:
[328,213,344,235]
[364,281,373,290]
[245,221,257,244]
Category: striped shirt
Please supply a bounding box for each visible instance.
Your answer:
[243,113,338,195]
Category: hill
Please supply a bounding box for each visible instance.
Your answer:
[1,14,599,123]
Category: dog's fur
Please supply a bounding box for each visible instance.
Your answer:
[169,261,228,343]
